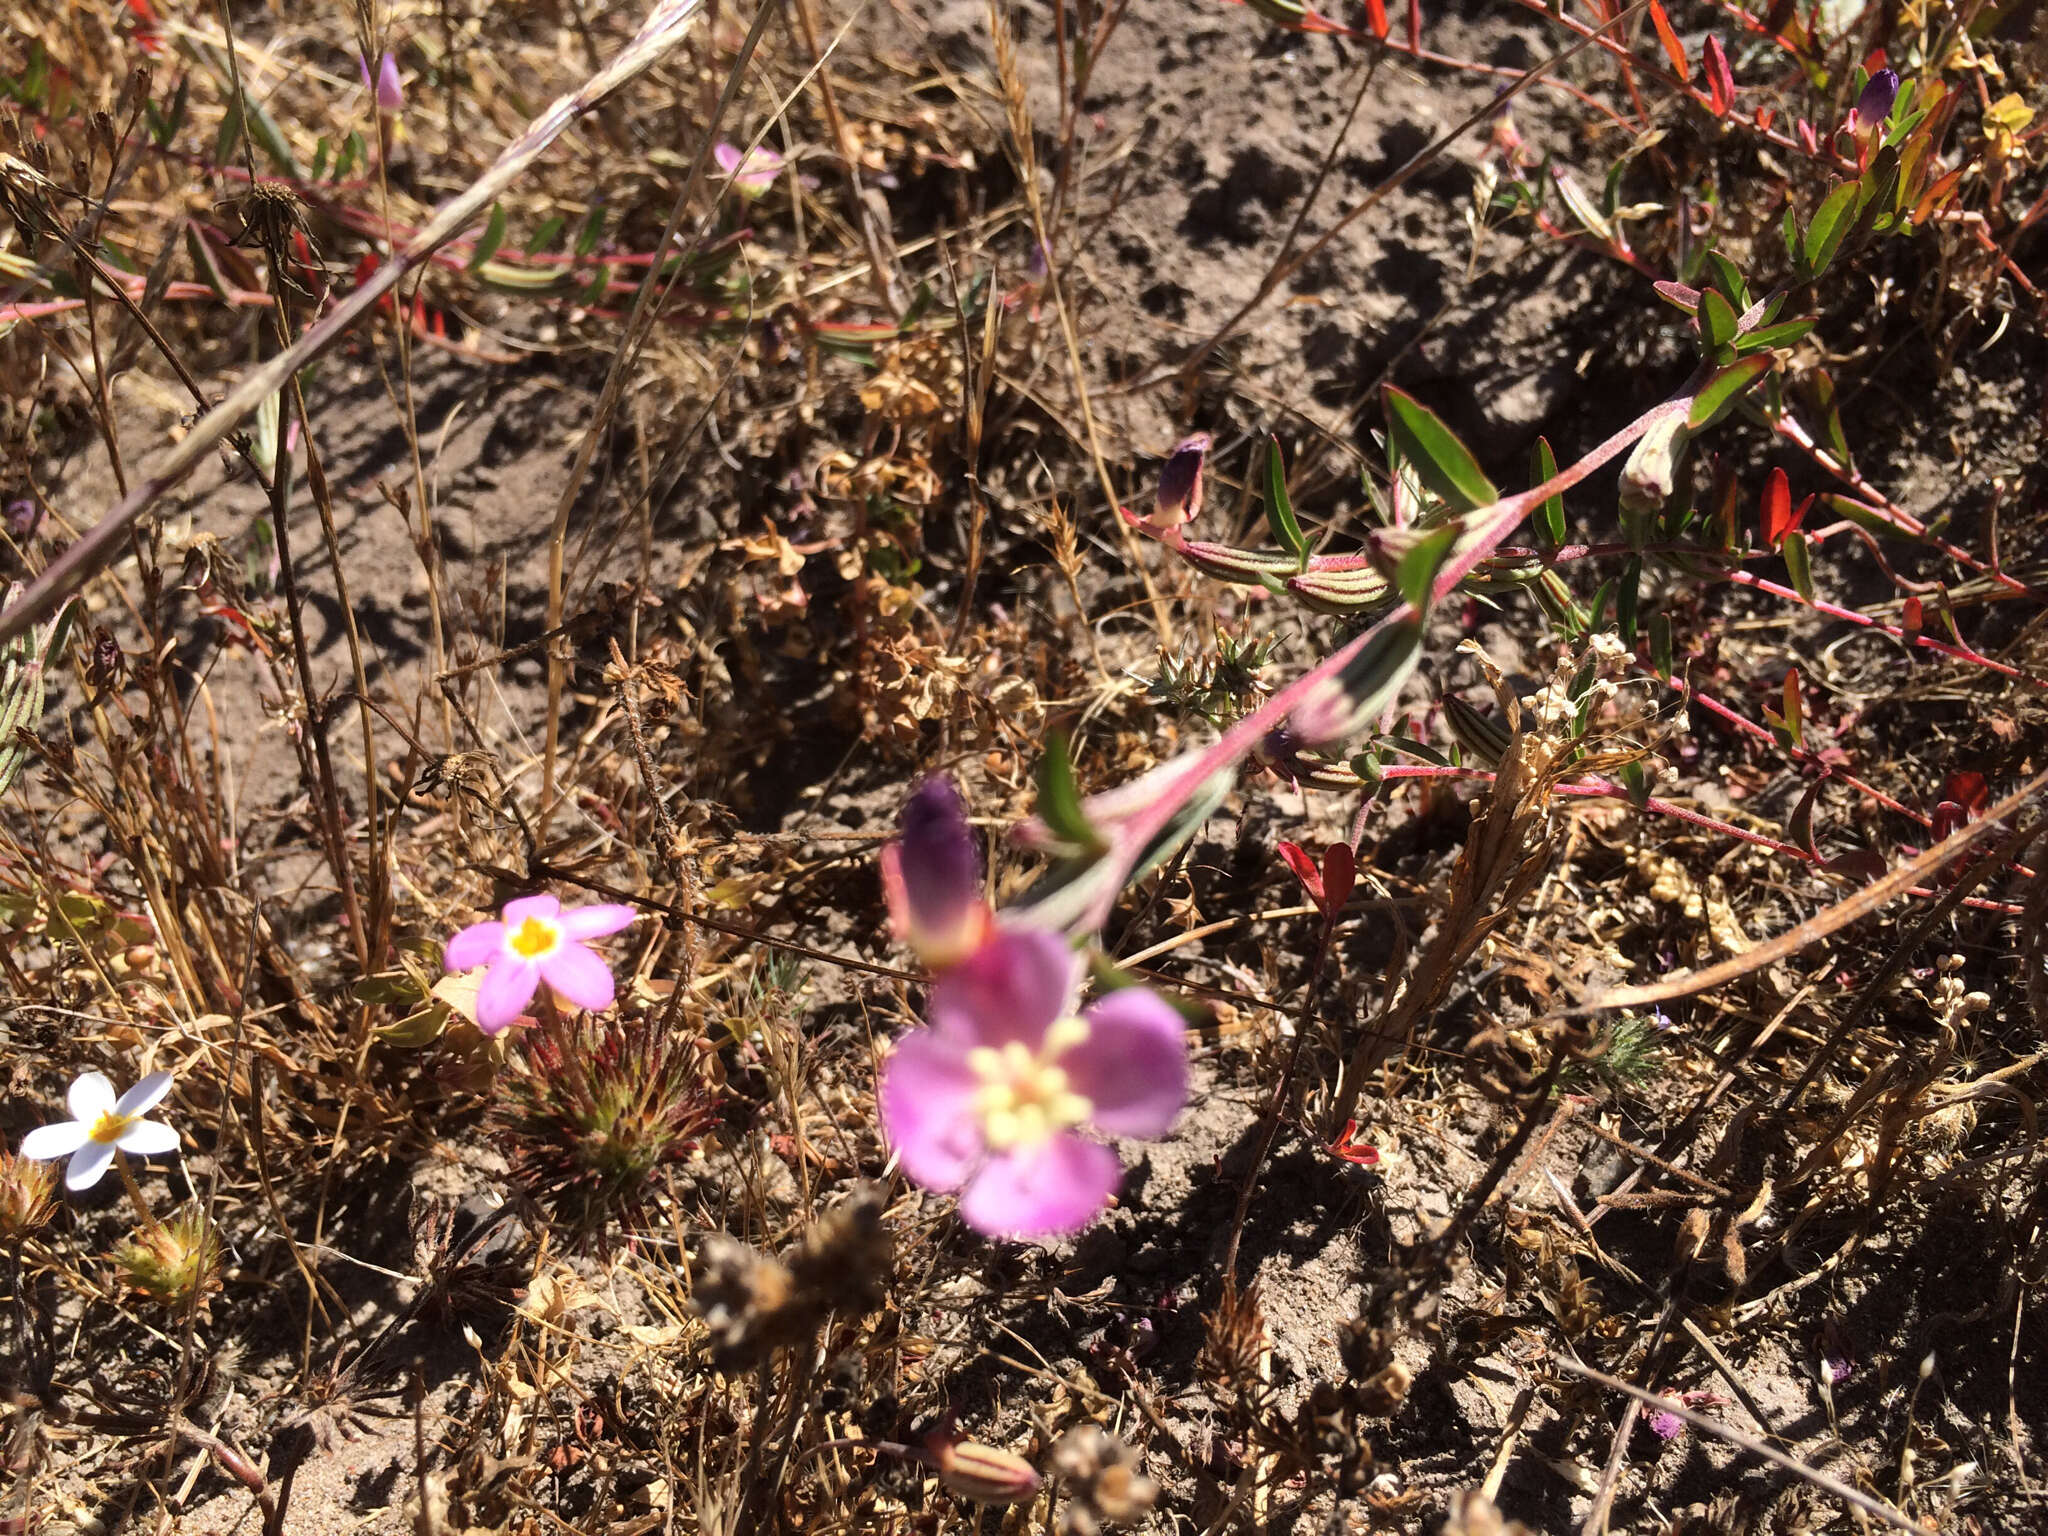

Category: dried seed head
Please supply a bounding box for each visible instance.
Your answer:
[690,1186,890,1372]
[1441,1489,1535,1536]
[1051,1426,1157,1533]
[930,1437,1041,1505]
[114,1205,223,1311]
[0,1147,57,1239]
[232,181,315,291]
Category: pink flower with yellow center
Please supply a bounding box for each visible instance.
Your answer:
[444,894,637,1035]
[880,928,1188,1239]
[21,1070,178,1191]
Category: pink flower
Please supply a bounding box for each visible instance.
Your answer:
[360,51,404,115]
[881,778,990,969]
[879,928,1188,1239]
[1649,1410,1684,1441]
[444,894,637,1035]
[713,140,785,199]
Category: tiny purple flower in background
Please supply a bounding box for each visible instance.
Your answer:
[881,777,989,969]
[714,141,785,199]
[1848,68,1899,136]
[360,51,404,115]
[21,1070,177,1191]
[444,893,637,1035]
[879,927,1189,1240]
[1649,1410,1685,1441]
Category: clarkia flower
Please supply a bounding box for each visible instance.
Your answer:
[360,51,404,115]
[21,1070,178,1191]
[881,777,990,969]
[714,141,786,199]
[444,893,637,1035]
[879,927,1188,1239]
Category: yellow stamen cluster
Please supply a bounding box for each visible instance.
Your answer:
[969,1017,1094,1152]
[90,1110,136,1145]
[509,915,562,959]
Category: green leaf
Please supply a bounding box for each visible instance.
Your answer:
[308,136,330,182]
[1687,355,1774,430]
[1731,316,1816,355]
[1649,612,1673,681]
[1695,288,1739,355]
[467,204,508,272]
[1617,557,1642,645]
[579,261,612,304]
[525,215,566,256]
[1384,387,1498,513]
[1393,525,1458,611]
[1781,528,1814,601]
[213,94,244,168]
[1618,759,1652,810]
[245,93,302,177]
[1264,438,1310,570]
[335,131,362,181]
[574,203,607,258]
[1801,180,1859,277]
[1531,436,1564,546]
[1702,251,1748,310]
[1036,733,1104,854]
[1781,205,1801,264]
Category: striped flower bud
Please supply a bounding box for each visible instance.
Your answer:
[929,1438,1042,1504]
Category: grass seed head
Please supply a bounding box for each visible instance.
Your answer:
[690,1184,890,1372]
[114,1204,222,1311]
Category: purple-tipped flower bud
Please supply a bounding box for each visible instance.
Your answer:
[1852,68,1899,134]
[881,778,989,969]
[1143,432,1211,534]
[360,52,404,115]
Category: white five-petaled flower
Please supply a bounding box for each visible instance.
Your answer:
[21,1071,179,1191]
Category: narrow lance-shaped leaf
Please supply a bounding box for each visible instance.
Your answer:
[1801,179,1860,278]
[1781,528,1814,601]
[1687,355,1773,430]
[1384,387,1499,513]
[467,204,509,271]
[1532,436,1564,546]
[1036,732,1104,855]
[1649,611,1674,681]
[1265,437,1311,569]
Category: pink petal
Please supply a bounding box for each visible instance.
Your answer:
[501,893,561,929]
[878,1031,984,1193]
[713,141,743,174]
[21,1121,90,1160]
[68,1072,116,1123]
[114,1070,173,1118]
[115,1120,178,1156]
[957,1133,1121,1240]
[540,942,616,1014]
[475,959,540,1034]
[445,920,505,971]
[1068,988,1189,1139]
[556,903,638,941]
[927,927,1080,1050]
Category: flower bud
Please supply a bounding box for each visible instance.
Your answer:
[929,1437,1042,1504]
[1618,414,1691,521]
[114,1205,223,1310]
[881,777,989,969]
[1850,68,1899,136]
[1145,433,1211,534]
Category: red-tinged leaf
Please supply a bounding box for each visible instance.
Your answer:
[1648,0,1687,75]
[1328,1119,1381,1166]
[1321,842,1356,918]
[1654,280,1701,315]
[1782,667,1803,739]
[1363,0,1389,39]
[1704,35,1734,117]
[1761,467,1793,548]
[1902,595,1924,631]
[1754,107,1774,131]
[1763,0,1796,34]
[1944,770,1990,816]
[1930,801,1968,841]
[1278,841,1325,911]
[1407,0,1420,53]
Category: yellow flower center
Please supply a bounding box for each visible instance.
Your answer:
[968,1017,1094,1153]
[508,915,561,960]
[90,1111,135,1145]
